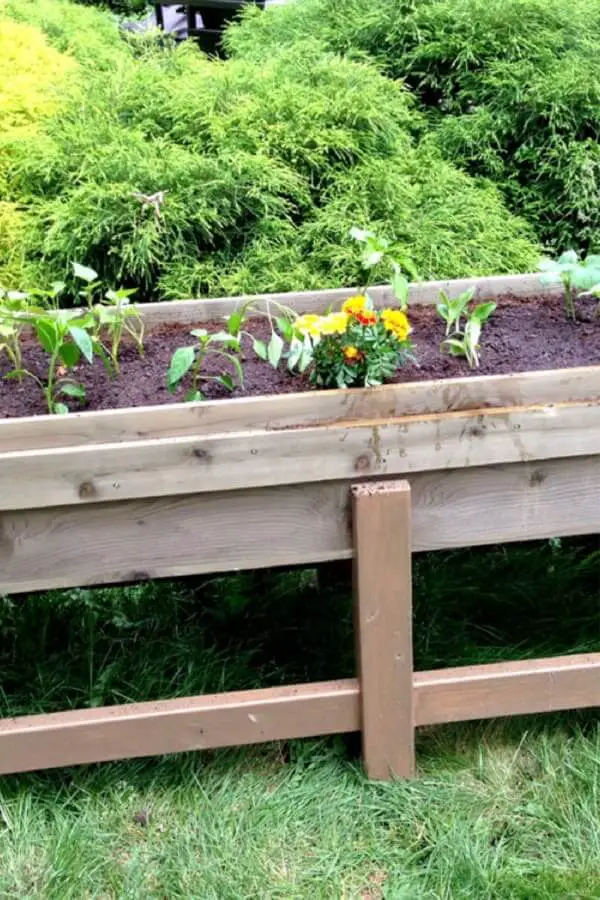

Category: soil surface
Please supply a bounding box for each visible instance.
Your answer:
[1,293,598,418]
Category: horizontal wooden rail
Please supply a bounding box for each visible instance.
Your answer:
[2,366,597,453]
[0,401,598,512]
[413,654,600,725]
[1,455,598,595]
[0,680,360,774]
[135,273,561,326]
[1,654,598,774]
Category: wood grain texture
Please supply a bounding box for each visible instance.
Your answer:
[0,679,360,774]
[2,651,598,774]
[1,401,597,511]
[2,365,597,452]
[414,654,600,725]
[352,481,414,779]
[1,455,598,595]
[134,273,561,326]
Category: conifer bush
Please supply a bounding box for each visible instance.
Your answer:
[1,0,539,300]
[226,0,600,254]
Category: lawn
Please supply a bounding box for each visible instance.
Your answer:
[1,539,599,898]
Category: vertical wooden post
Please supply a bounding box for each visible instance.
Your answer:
[352,480,415,780]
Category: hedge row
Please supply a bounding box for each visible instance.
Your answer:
[1,0,539,301]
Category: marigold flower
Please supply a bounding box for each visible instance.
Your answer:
[343,345,361,361]
[295,313,323,338]
[319,311,349,335]
[356,309,377,326]
[341,295,367,317]
[381,308,411,341]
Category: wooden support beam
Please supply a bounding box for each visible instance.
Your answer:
[0,653,598,775]
[414,653,600,725]
[352,481,414,780]
[0,679,359,775]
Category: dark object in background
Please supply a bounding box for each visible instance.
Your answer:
[121,2,266,54]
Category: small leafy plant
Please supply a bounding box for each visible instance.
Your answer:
[350,227,418,310]
[166,325,244,401]
[437,288,496,369]
[293,294,413,388]
[7,309,95,414]
[0,289,28,378]
[538,251,600,321]
[73,264,144,375]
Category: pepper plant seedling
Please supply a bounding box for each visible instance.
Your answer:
[6,308,95,414]
[538,251,600,321]
[437,288,496,369]
[0,289,28,379]
[350,226,418,311]
[167,328,244,401]
[72,263,144,375]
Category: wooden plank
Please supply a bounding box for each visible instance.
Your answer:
[1,454,598,595]
[1,401,598,511]
[2,365,598,453]
[414,654,600,726]
[0,679,360,774]
[134,273,560,326]
[2,651,598,774]
[352,481,414,779]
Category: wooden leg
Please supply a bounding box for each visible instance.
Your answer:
[352,481,415,780]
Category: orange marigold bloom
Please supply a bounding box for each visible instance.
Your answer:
[356,309,377,326]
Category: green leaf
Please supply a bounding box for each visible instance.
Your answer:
[59,342,81,368]
[267,332,284,368]
[391,271,409,307]
[167,346,195,390]
[557,250,578,265]
[362,248,383,268]
[51,281,66,298]
[185,389,204,402]
[59,382,86,400]
[68,326,94,364]
[227,353,244,387]
[217,374,234,391]
[53,402,69,415]
[226,308,245,336]
[72,262,98,283]
[443,338,467,357]
[276,316,294,343]
[190,328,208,341]
[253,339,267,361]
[36,320,59,354]
[210,330,239,348]
[287,338,304,371]
[471,302,496,323]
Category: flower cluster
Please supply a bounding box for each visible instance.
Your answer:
[295,295,412,388]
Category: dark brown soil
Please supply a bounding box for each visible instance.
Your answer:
[1,294,599,418]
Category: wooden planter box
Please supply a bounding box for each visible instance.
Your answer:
[1,272,599,779]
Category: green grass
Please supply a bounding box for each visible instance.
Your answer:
[0,537,599,897]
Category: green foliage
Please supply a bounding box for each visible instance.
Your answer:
[1,4,539,302]
[227,0,600,255]
[437,288,496,368]
[166,326,244,401]
[538,250,600,320]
